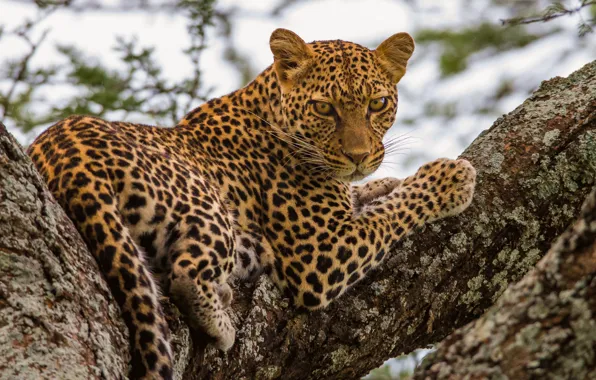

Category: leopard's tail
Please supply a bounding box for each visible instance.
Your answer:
[29,140,173,379]
[68,182,174,379]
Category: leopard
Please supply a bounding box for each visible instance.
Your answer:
[27,28,476,379]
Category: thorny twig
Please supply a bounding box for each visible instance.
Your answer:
[0,7,56,118]
[500,0,595,36]
[10,0,178,13]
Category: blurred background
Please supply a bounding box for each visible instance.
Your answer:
[1,0,595,378]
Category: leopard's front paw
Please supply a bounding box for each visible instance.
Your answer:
[439,159,476,217]
[413,158,476,221]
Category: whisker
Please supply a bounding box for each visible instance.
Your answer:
[383,148,410,156]
[384,138,415,150]
[241,109,343,180]
[382,131,420,152]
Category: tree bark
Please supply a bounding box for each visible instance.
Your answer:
[413,186,596,380]
[0,60,594,380]
[0,123,129,378]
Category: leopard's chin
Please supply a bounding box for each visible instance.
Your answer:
[335,170,368,183]
[337,163,381,182]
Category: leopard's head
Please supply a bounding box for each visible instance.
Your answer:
[270,28,414,181]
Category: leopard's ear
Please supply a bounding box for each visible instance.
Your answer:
[270,28,314,91]
[374,33,415,84]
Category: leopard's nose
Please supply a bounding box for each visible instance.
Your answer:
[344,151,370,164]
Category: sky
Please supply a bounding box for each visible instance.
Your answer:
[1,0,595,183]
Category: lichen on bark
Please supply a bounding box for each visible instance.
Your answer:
[0,124,128,379]
[414,186,596,379]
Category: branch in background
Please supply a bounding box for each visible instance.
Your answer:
[0,30,49,118]
[413,184,596,379]
[215,7,257,86]
[15,0,179,12]
[0,0,227,130]
[0,7,56,126]
[501,1,596,36]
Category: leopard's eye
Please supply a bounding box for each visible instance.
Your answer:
[369,97,388,112]
[312,101,335,116]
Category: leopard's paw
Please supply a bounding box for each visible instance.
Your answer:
[412,158,476,221]
[438,159,476,217]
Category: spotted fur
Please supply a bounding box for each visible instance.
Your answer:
[28,29,475,379]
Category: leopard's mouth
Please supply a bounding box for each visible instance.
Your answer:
[312,152,379,182]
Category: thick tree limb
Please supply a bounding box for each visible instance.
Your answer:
[1,60,594,379]
[413,186,596,379]
[0,123,129,378]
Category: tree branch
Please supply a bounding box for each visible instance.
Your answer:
[0,122,129,378]
[500,1,596,26]
[413,185,596,379]
[0,10,53,119]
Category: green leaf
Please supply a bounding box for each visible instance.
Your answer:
[416,22,544,77]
